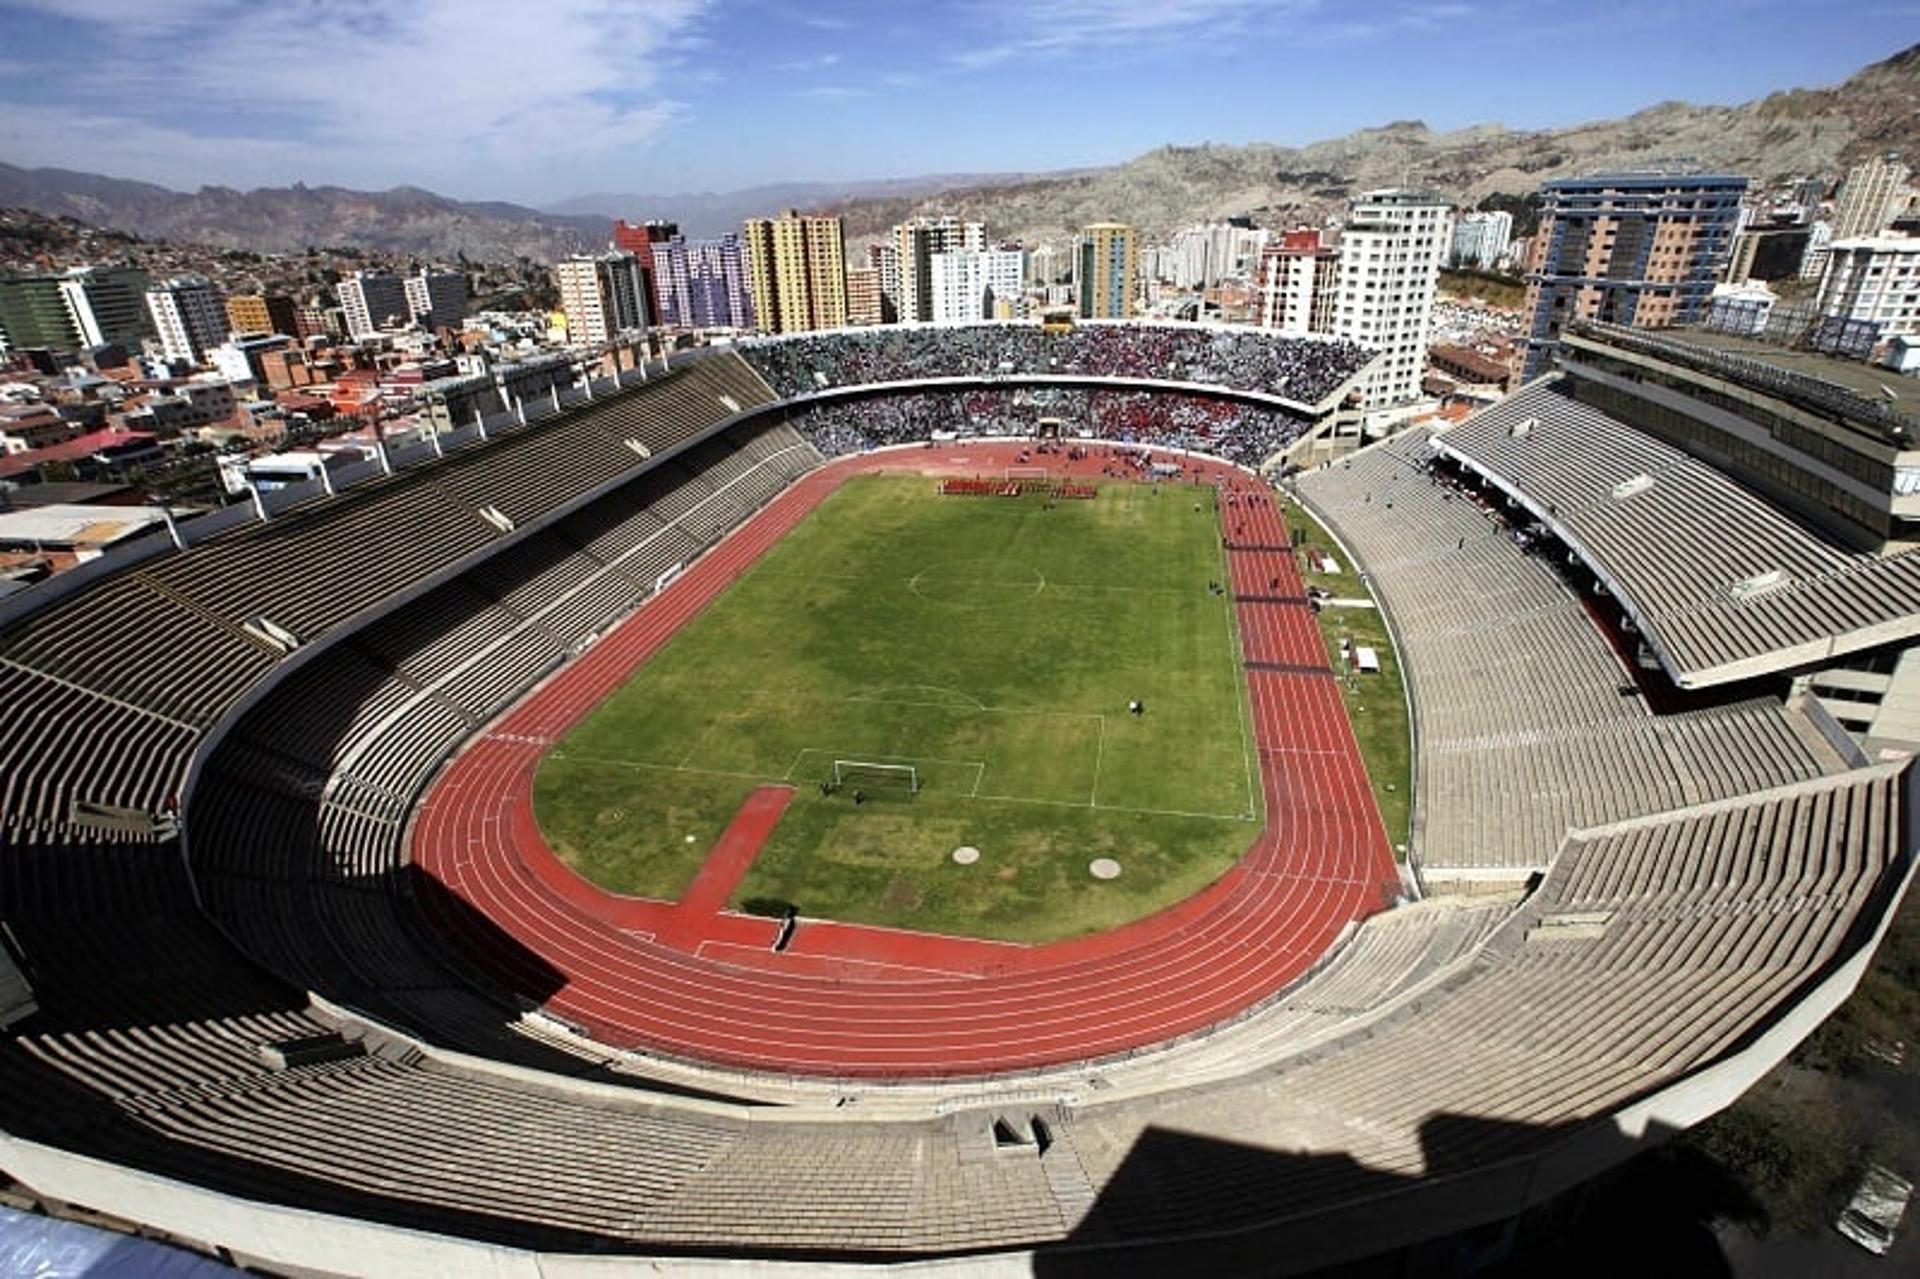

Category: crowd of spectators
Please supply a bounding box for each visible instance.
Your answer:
[742,323,1372,407]
[794,387,1311,469]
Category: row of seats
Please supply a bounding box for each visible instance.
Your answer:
[8,764,1899,1258]
[1063,763,1909,1243]
[1296,432,1846,871]
[188,421,822,1039]
[0,355,778,846]
[1436,380,1920,684]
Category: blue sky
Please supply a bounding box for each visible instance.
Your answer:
[0,0,1913,205]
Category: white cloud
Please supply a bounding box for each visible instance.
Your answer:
[0,0,710,198]
[945,0,1505,68]
[773,52,844,72]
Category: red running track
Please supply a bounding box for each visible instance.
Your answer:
[410,443,1402,1077]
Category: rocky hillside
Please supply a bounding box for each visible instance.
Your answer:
[819,42,1920,247]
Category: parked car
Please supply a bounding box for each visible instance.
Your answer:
[1836,1164,1912,1255]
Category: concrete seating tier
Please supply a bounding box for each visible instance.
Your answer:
[1434,380,1920,686]
[1297,434,1847,873]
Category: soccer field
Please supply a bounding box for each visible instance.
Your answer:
[533,472,1262,943]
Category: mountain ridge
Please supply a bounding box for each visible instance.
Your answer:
[1,42,1913,262]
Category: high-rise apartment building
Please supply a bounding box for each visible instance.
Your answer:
[1332,191,1452,409]
[929,248,1025,325]
[0,274,81,353]
[867,242,900,323]
[52,267,151,350]
[335,271,410,340]
[1255,229,1341,334]
[1449,210,1513,270]
[1816,237,1920,337]
[1521,170,1745,378]
[1077,222,1139,320]
[1800,220,1835,282]
[846,265,886,326]
[1158,221,1268,290]
[654,234,754,330]
[554,252,649,347]
[742,209,847,334]
[226,293,300,338]
[1028,244,1063,287]
[1833,154,1910,241]
[892,216,984,323]
[613,219,678,326]
[405,271,469,331]
[145,275,228,364]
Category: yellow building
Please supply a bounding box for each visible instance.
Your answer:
[1077,222,1138,320]
[225,293,298,338]
[742,209,847,334]
[844,264,885,326]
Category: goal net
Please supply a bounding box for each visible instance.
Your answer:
[833,759,921,794]
[1006,466,1050,484]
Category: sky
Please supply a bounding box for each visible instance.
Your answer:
[0,0,1914,206]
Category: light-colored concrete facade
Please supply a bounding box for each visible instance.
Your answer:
[1449,210,1513,270]
[929,248,1024,325]
[1256,229,1341,334]
[1817,237,1920,337]
[554,252,648,347]
[1833,154,1910,241]
[1333,190,1452,408]
[144,275,227,364]
[405,271,469,332]
[892,216,984,324]
[336,272,409,341]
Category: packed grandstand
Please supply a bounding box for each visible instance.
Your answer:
[0,319,1913,1276]
[741,321,1375,411]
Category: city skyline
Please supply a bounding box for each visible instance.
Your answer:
[0,1,1912,206]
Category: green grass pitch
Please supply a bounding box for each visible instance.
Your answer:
[533,473,1262,943]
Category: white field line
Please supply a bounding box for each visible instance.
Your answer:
[1091,713,1107,807]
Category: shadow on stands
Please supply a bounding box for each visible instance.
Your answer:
[1032,1111,1758,1279]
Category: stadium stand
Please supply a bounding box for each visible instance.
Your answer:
[1296,431,1847,876]
[740,321,1374,411]
[0,326,1914,1274]
[794,388,1314,469]
[1431,378,1920,688]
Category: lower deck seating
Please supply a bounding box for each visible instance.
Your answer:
[186,420,822,1043]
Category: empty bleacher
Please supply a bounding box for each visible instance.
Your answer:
[1434,380,1920,686]
[1297,432,1848,875]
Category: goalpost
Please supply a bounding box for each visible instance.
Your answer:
[833,759,921,794]
[1005,466,1050,484]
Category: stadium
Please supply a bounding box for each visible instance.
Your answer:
[0,317,1916,1275]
